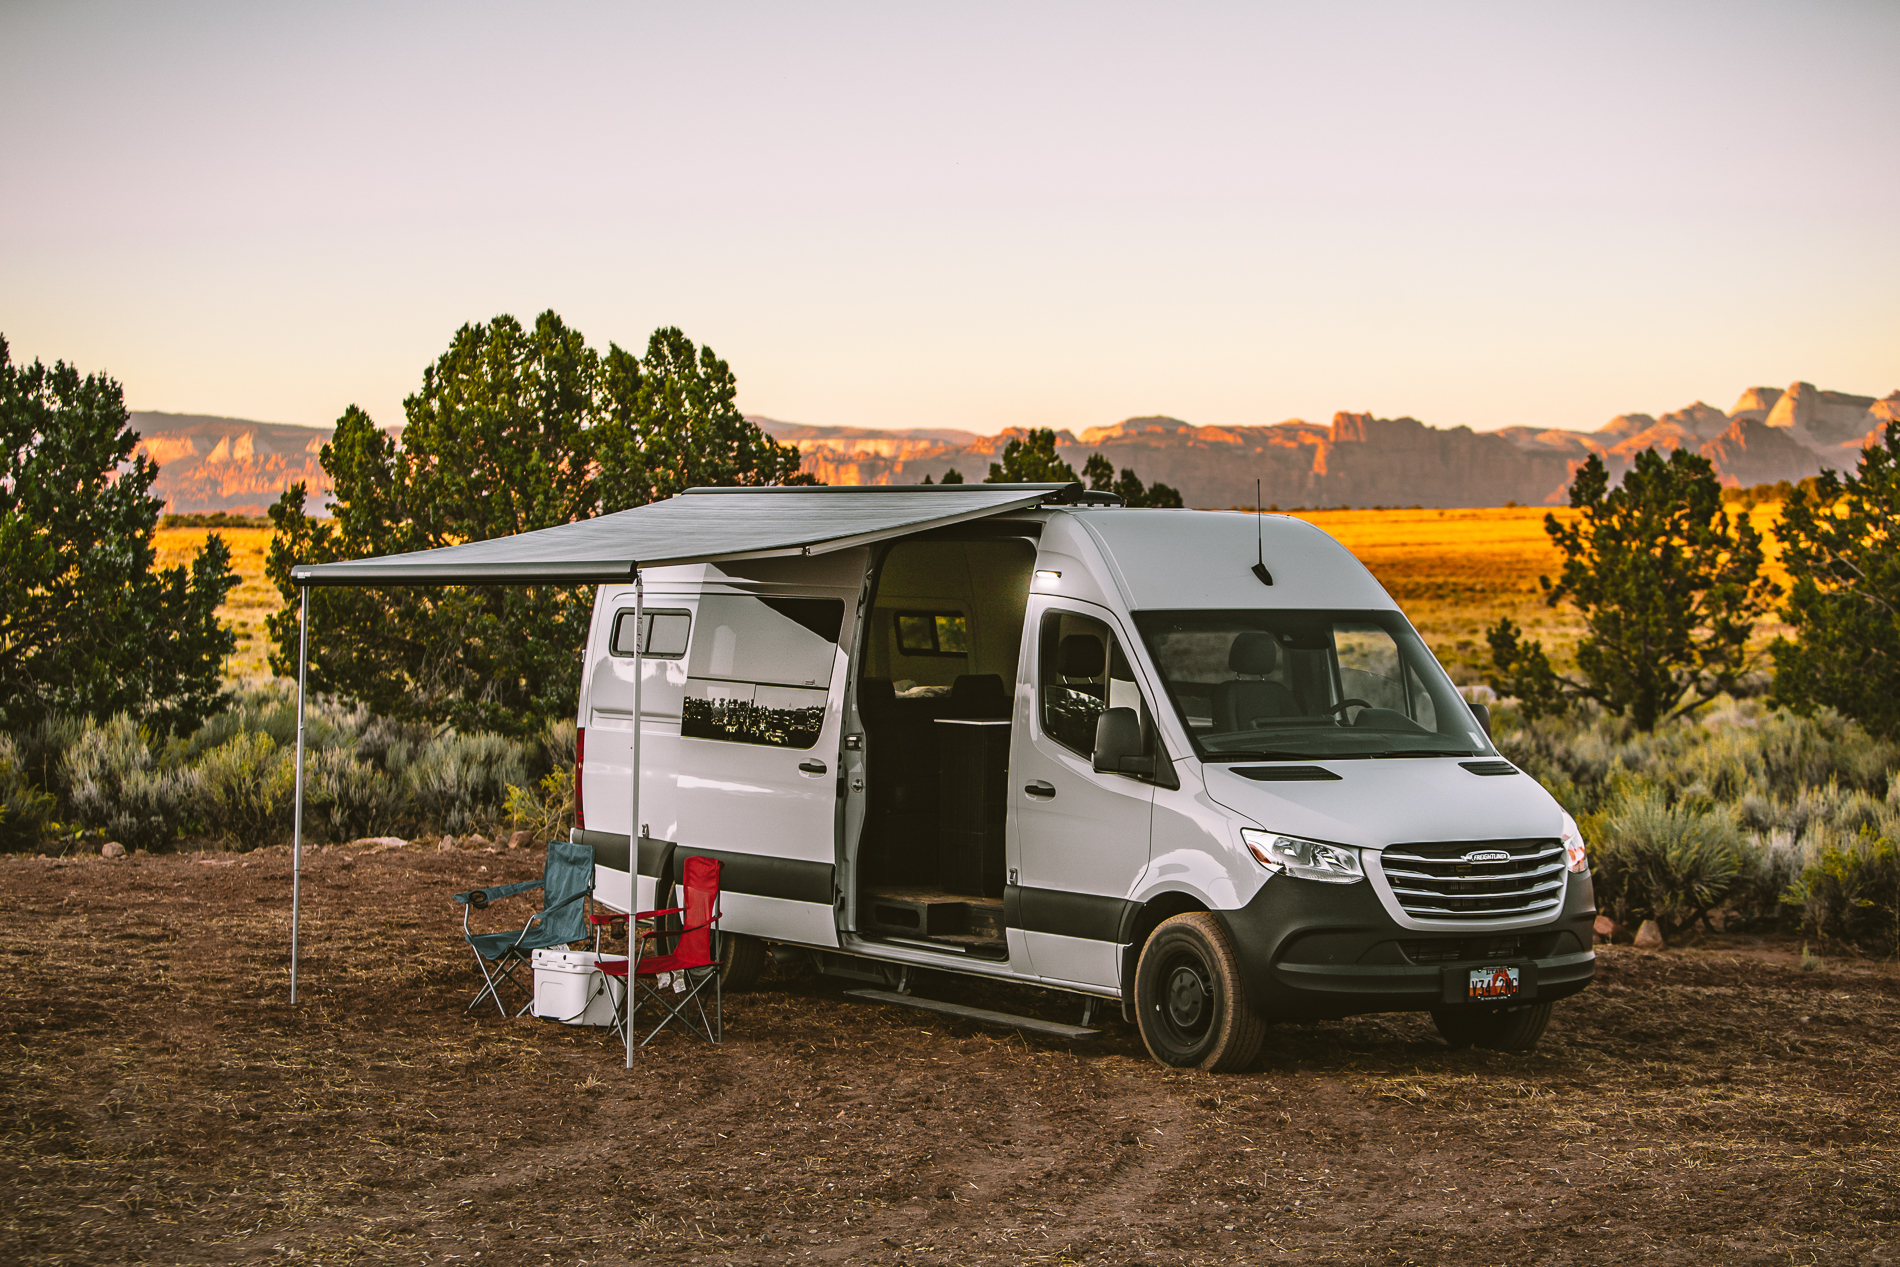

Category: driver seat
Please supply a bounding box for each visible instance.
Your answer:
[1213,632,1299,731]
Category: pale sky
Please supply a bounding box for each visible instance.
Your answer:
[3,1,1896,438]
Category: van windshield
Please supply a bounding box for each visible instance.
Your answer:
[1131,609,1492,761]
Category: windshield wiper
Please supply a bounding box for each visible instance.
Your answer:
[1343,749,1480,760]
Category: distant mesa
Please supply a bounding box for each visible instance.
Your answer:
[133,383,1897,516]
[752,379,1895,509]
[131,412,332,517]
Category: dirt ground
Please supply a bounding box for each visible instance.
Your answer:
[2,845,1895,1266]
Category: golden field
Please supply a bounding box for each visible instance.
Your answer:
[1284,504,1794,683]
[154,526,278,683]
[159,504,1794,690]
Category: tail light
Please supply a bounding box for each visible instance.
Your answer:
[573,726,585,831]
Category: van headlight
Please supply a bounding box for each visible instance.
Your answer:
[1560,811,1589,873]
[1240,829,1364,884]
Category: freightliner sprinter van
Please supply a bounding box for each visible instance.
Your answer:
[573,503,1596,1070]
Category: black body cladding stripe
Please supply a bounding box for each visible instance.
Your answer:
[1004,885,1135,943]
[574,829,835,906]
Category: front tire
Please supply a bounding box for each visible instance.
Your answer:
[1431,1001,1553,1051]
[1134,912,1266,1071]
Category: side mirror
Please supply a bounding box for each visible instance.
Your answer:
[1093,707,1154,776]
[1468,701,1492,739]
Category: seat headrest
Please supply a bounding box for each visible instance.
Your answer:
[1229,631,1280,675]
[1057,634,1106,678]
[951,673,1008,708]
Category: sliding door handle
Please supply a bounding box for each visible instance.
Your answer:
[798,760,828,775]
[1024,780,1056,799]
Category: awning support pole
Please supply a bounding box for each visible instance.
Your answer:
[627,570,642,1071]
[290,585,309,1006]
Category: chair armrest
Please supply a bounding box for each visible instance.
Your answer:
[454,878,544,906]
[633,906,684,921]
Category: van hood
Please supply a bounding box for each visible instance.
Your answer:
[1200,759,1564,849]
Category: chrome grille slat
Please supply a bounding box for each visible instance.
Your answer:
[1388,878,1564,901]
[1382,860,1567,884]
[1383,846,1565,867]
[1378,837,1567,922]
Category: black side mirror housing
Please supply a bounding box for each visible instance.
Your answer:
[1093,707,1154,776]
[1468,701,1492,739]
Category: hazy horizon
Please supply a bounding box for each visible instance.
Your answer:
[5,1,1896,438]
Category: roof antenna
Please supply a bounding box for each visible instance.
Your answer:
[1251,478,1274,586]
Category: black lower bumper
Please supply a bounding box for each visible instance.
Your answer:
[1210,868,1597,1020]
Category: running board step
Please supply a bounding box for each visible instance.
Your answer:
[845,989,1102,1040]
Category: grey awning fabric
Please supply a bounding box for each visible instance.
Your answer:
[288,483,1073,587]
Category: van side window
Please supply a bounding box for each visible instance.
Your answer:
[610,609,691,658]
[681,594,845,750]
[1038,610,1146,757]
[894,611,969,657]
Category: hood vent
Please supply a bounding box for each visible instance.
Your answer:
[1459,760,1519,776]
[1231,765,1342,782]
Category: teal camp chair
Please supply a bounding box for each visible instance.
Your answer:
[453,839,595,1017]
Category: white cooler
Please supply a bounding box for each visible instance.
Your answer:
[529,949,626,1026]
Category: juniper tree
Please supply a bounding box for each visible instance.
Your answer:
[0,336,238,736]
[1486,448,1776,730]
[1770,421,1900,737]
[267,314,808,736]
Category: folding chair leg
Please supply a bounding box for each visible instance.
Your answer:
[466,952,531,1019]
[465,951,511,1018]
[631,969,722,1047]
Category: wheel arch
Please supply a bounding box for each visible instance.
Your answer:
[1119,890,1210,1023]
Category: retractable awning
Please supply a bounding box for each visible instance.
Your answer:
[289,483,1078,587]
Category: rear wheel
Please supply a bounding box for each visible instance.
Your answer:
[1134,913,1266,1071]
[718,933,768,991]
[1431,1000,1553,1051]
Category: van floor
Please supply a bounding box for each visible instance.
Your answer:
[860,885,1007,959]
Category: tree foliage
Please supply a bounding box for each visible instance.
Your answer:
[986,429,1076,483]
[267,313,809,736]
[0,336,238,735]
[1486,448,1776,730]
[984,432,1180,505]
[1770,421,1900,737]
[1083,452,1184,508]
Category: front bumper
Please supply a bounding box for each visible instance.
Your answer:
[1211,867,1597,1020]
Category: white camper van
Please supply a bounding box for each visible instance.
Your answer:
[570,488,1596,1071]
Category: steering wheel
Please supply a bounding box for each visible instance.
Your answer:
[1324,698,1371,716]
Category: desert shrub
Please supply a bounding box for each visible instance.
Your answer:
[185,683,363,758]
[61,715,198,853]
[355,714,435,779]
[8,714,90,808]
[539,718,577,776]
[1784,828,1900,956]
[308,746,406,843]
[0,736,56,853]
[404,732,530,835]
[195,731,296,851]
[503,769,575,846]
[1586,782,1748,933]
[502,718,579,844]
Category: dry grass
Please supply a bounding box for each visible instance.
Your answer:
[1285,505,1795,684]
[153,527,277,684]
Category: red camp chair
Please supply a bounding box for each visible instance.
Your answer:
[599,855,724,1046]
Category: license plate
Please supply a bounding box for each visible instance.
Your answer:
[1469,965,1520,1001]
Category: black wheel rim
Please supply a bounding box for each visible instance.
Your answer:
[1151,946,1216,1052]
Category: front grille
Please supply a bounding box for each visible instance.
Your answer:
[1379,838,1566,921]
